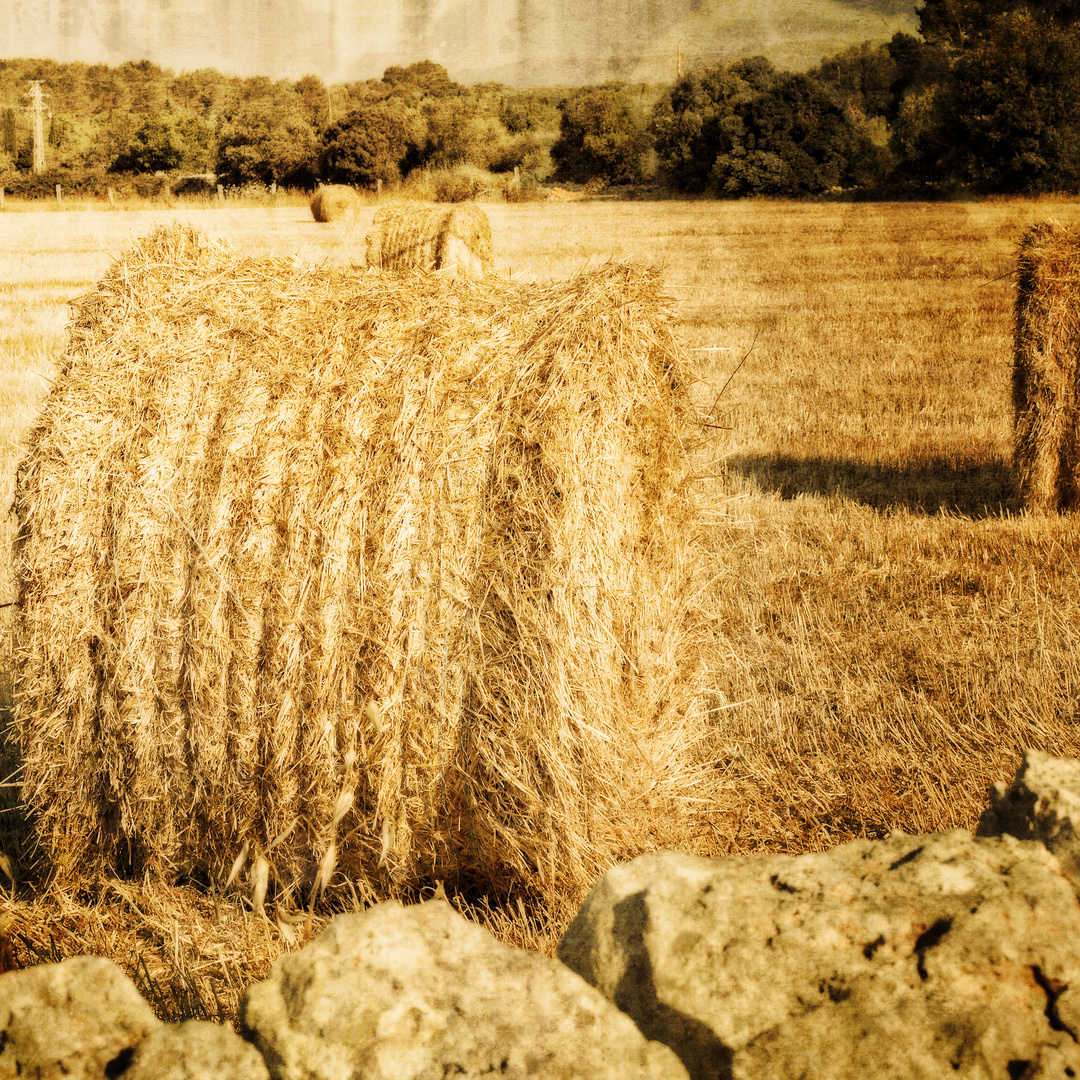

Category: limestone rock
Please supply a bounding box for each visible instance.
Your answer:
[241,898,688,1080]
[122,1019,270,1080]
[0,955,159,1080]
[557,833,1080,1080]
[977,748,1080,892]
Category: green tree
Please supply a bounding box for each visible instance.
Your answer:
[175,114,215,171]
[87,112,139,170]
[421,97,478,168]
[295,74,330,131]
[551,85,649,184]
[2,109,17,161]
[382,60,460,99]
[728,56,777,92]
[499,91,560,134]
[50,62,91,115]
[713,73,863,195]
[86,64,128,114]
[116,59,169,115]
[951,11,1080,190]
[216,101,317,185]
[170,69,232,117]
[653,62,880,196]
[318,101,423,186]
[908,0,1080,191]
[810,42,899,119]
[112,114,186,172]
[649,66,756,192]
[47,114,69,150]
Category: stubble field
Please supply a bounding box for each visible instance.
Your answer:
[1,195,1079,1020]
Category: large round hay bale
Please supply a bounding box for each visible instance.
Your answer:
[12,224,703,905]
[310,184,360,222]
[1014,220,1080,511]
[365,202,494,279]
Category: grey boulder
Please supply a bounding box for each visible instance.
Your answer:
[557,832,1080,1080]
[241,897,688,1080]
[0,955,159,1080]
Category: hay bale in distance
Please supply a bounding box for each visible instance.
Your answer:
[12,224,703,906]
[365,202,494,279]
[310,184,360,222]
[1014,220,1080,511]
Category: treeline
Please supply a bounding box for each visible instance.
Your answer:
[2,0,1079,199]
[0,58,565,197]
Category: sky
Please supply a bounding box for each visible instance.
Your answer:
[2,0,920,86]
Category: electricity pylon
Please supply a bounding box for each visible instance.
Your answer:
[25,81,48,174]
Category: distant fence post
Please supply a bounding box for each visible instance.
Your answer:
[0,188,5,211]
[270,181,277,199]
[376,178,382,199]
[107,187,115,207]
[55,184,62,207]
[217,184,224,206]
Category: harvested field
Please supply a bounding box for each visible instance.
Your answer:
[10,223,703,911]
[2,199,1080,1024]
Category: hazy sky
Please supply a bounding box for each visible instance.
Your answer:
[3,0,919,86]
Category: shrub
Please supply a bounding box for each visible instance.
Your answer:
[319,102,423,188]
[551,86,650,185]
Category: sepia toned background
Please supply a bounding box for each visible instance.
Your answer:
[5,0,917,85]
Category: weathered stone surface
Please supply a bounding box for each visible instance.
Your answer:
[557,833,1080,1080]
[977,748,1080,892]
[122,1019,270,1080]
[241,898,688,1080]
[0,955,159,1080]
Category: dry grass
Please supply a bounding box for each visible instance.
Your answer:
[2,197,1080,1026]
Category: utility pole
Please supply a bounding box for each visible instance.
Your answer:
[25,81,49,174]
[676,41,682,80]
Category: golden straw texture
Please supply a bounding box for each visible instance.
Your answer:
[1014,220,1080,511]
[12,224,704,906]
[365,202,494,278]
[310,185,360,223]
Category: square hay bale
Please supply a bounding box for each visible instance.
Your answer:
[11,224,704,906]
[1014,220,1080,511]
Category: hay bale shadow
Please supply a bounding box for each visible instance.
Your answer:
[727,453,1020,517]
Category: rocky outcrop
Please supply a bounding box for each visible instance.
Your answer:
[0,955,159,1080]
[2,750,1080,1080]
[122,1020,270,1080]
[556,832,1080,1080]
[240,898,687,1080]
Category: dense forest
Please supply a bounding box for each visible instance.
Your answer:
[2,0,1079,199]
